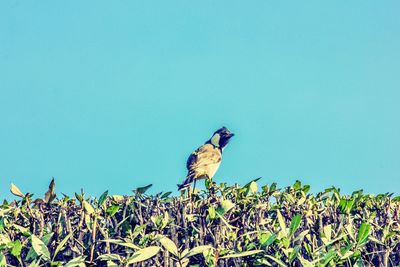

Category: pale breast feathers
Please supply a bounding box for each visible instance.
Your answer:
[186,144,222,171]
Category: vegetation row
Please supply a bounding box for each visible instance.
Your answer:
[1,178,399,266]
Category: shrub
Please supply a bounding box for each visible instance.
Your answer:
[1,178,399,266]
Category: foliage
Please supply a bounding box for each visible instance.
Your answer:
[1,179,400,266]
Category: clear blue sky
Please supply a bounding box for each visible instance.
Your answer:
[1,1,399,199]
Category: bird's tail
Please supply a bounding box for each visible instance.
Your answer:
[177,172,195,190]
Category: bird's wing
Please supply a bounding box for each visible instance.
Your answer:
[186,151,197,170]
[179,144,222,190]
[186,144,221,171]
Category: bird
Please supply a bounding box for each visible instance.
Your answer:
[178,127,234,191]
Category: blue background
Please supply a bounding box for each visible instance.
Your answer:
[1,1,399,199]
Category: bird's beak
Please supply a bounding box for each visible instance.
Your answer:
[229,133,235,138]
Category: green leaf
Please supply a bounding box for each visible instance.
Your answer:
[43,233,53,245]
[264,255,288,267]
[134,184,153,194]
[25,246,38,262]
[220,250,263,259]
[270,182,277,192]
[10,183,24,198]
[289,214,302,237]
[276,210,288,237]
[208,206,216,220]
[303,185,311,194]
[322,249,336,266]
[111,195,124,202]
[97,254,122,262]
[31,235,50,261]
[132,224,147,239]
[259,232,276,247]
[0,218,5,233]
[161,192,172,199]
[298,255,313,267]
[288,246,300,263]
[392,196,400,202]
[64,256,86,267]
[159,237,179,257]
[205,178,212,189]
[323,224,332,243]
[74,192,83,203]
[10,240,22,258]
[262,185,269,193]
[293,180,301,190]
[183,245,213,258]
[281,237,290,249]
[29,259,40,267]
[126,246,160,264]
[0,235,6,244]
[83,200,95,215]
[106,261,119,267]
[160,212,169,229]
[220,199,235,214]
[106,205,120,216]
[52,232,73,261]
[293,230,309,243]
[100,239,140,250]
[243,178,261,195]
[44,178,56,204]
[338,245,354,260]
[98,190,108,206]
[13,224,31,236]
[345,221,355,241]
[357,223,371,246]
[0,253,6,267]
[249,181,258,194]
[26,233,53,262]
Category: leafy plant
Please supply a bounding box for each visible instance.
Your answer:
[0,179,399,266]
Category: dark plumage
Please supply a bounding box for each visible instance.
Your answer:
[178,127,234,190]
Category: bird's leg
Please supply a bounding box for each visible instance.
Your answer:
[192,179,197,196]
[187,186,191,200]
[187,182,195,214]
[189,180,197,212]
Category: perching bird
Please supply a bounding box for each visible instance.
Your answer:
[178,127,234,190]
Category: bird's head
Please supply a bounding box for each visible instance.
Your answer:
[209,127,234,149]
